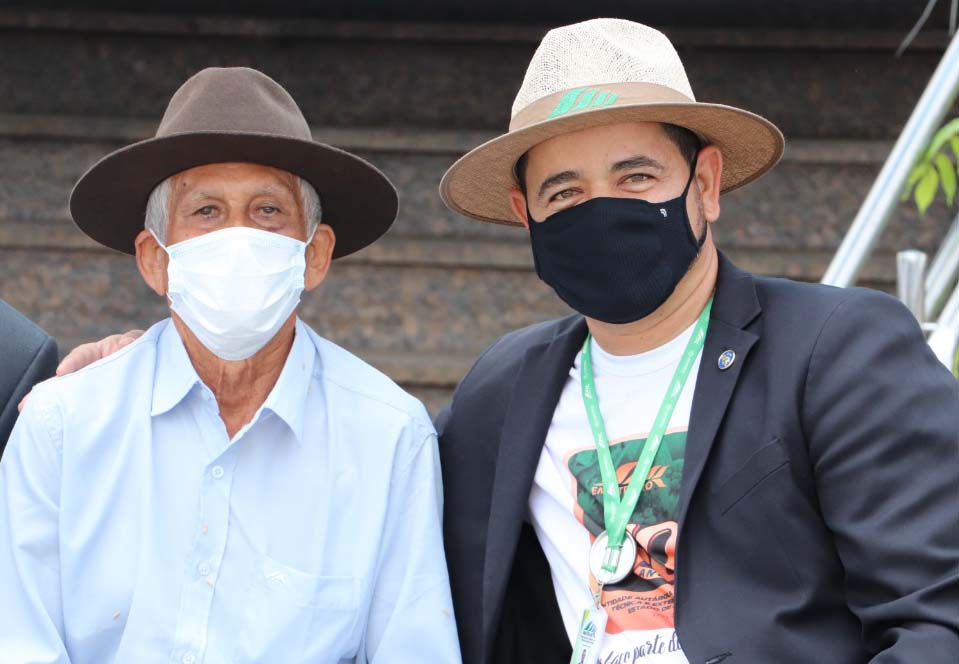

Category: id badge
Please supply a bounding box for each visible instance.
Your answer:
[569,605,607,664]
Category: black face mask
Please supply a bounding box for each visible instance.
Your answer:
[527,163,705,324]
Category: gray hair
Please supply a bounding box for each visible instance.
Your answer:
[145,174,322,244]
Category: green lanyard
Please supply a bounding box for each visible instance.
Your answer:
[580,299,712,572]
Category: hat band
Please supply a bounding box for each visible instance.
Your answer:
[508,82,695,132]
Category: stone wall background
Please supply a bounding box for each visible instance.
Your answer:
[1,9,956,412]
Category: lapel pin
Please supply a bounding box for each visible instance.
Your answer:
[718,349,736,371]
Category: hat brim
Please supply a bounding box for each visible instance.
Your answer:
[439,102,784,225]
[70,131,398,258]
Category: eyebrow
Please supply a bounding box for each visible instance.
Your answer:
[251,185,293,197]
[537,170,580,202]
[535,155,668,202]
[186,190,220,201]
[611,155,666,173]
[183,185,292,202]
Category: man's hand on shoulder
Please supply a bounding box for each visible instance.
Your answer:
[56,330,145,377]
[17,330,145,412]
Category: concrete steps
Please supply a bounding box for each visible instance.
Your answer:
[1,10,955,409]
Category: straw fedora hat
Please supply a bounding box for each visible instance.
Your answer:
[70,66,398,258]
[440,19,784,225]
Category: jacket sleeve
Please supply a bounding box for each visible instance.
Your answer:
[802,289,959,663]
[0,383,71,663]
[433,405,451,438]
[0,335,58,452]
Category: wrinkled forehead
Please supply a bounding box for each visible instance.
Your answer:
[169,162,301,199]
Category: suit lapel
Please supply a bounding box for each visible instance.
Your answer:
[482,316,587,647]
[676,254,761,532]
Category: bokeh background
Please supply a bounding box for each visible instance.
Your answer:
[2,1,958,412]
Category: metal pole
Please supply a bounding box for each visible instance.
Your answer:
[897,249,928,323]
[927,281,959,368]
[821,32,959,287]
[923,209,959,319]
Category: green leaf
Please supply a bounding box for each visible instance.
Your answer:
[915,167,939,215]
[902,162,931,201]
[925,117,959,160]
[935,153,957,206]
[951,136,959,163]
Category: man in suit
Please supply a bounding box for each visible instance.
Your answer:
[436,19,959,664]
[0,300,57,452]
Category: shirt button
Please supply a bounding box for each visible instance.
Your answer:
[182,653,196,664]
[198,562,211,577]
[211,465,225,480]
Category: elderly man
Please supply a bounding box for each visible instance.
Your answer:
[0,67,460,663]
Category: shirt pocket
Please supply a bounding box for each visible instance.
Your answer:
[236,554,362,663]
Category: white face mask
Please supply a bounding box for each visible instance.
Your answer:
[154,226,311,361]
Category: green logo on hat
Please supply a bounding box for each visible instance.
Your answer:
[547,88,620,119]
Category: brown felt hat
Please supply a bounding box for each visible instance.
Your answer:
[440,19,784,225]
[70,66,398,258]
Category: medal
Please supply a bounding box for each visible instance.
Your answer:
[588,530,637,585]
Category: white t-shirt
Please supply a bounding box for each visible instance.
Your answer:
[529,321,702,664]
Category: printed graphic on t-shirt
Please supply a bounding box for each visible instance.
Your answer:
[566,430,685,641]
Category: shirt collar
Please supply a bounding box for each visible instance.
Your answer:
[150,318,317,446]
[259,318,315,445]
[151,319,202,417]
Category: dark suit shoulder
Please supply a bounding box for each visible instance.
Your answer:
[0,299,53,356]
[454,314,580,394]
[751,272,907,333]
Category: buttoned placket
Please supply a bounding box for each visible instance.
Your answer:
[170,388,239,664]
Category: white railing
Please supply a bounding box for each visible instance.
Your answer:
[821,32,959,370]
[923,210,959,319]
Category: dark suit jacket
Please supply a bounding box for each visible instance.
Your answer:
[0,300,58,454]
[437,254,959,664]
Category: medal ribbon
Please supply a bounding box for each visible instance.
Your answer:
[580,299,712,572]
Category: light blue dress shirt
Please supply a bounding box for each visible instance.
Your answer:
[0,318,461,664]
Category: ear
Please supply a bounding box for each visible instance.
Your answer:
[508,188,530,229]
[135,230,169,296]
[304,223,336,291]
[695,145,723,223]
